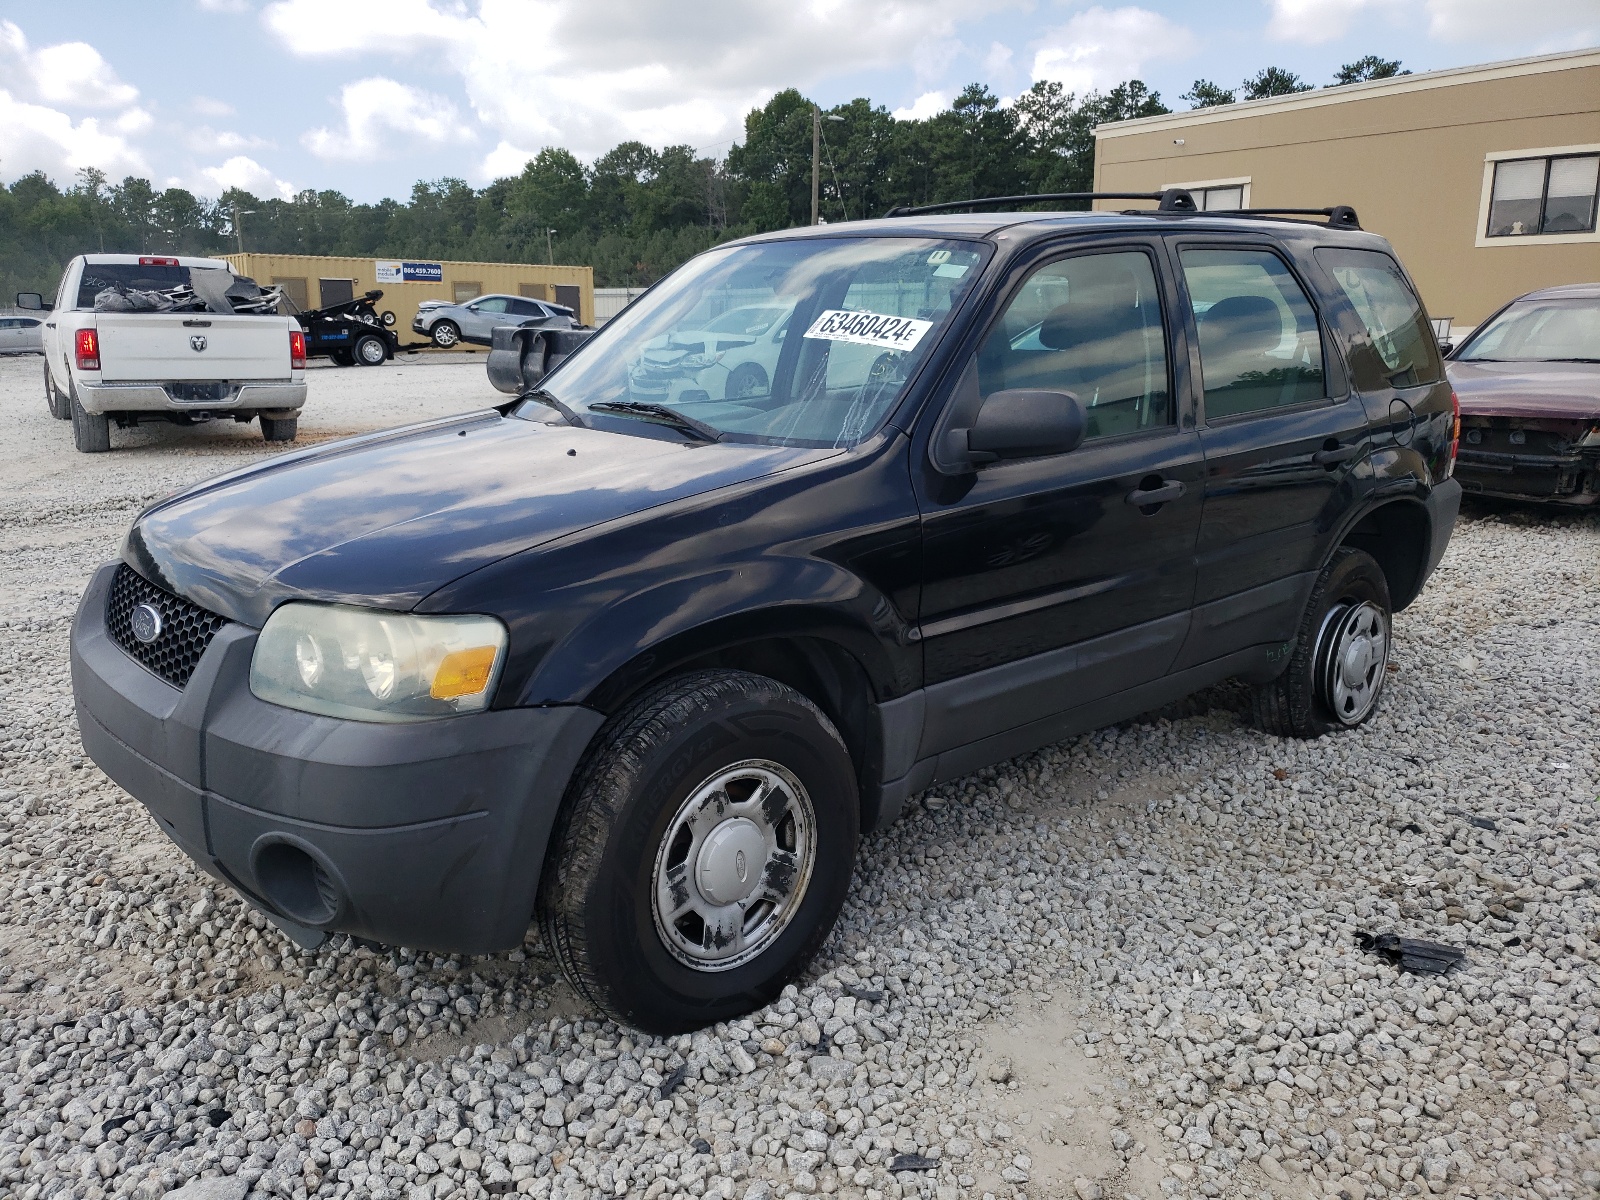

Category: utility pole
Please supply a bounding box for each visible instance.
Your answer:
[810,107,846,225]
[545,228,556,265]
[811,107,820,226]
[232,201,256,254]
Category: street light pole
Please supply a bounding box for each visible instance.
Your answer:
[545,228,556,265]
[232,202,256,254]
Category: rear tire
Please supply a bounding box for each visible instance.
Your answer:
[354,333,388,365]
[331,350,355,366]
[261,416,298,443]
[431,321,461,348]
[539,669,859,1033]
[70,386,110,453]
[45,364,69,419]
[1253,547,1392,738]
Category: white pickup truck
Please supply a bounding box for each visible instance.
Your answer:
[21,254,307,453]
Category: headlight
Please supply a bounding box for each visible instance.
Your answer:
[249,603,507,723]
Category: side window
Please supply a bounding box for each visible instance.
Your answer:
[976,250,1172,441]
[1180,248,1326,419]
[508,298,540,316]
[474,297,509,314]
[1315,248,1442,389]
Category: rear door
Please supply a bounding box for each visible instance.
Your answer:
[913,239,1204,754]
[96,315,291,381]
[1166,237,1371,668]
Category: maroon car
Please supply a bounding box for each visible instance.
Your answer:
[1447,283,1600,506]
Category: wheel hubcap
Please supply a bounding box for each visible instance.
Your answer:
[651,759,816,972]
[361,340,385,363]
[1317,599,1389,725]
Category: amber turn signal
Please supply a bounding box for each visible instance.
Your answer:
[430,645,499,700]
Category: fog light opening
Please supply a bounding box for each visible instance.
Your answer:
[253,840,343,927]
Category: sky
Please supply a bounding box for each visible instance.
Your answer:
[2,0,1597,204]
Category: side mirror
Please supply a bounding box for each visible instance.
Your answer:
[15,292,46,311]
[963,389,1087,465]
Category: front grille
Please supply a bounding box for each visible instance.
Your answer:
[106,564,230,688]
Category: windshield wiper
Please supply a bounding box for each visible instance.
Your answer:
[587,401,722,443]
[518,388,585,426]
[1546,357,1600,363]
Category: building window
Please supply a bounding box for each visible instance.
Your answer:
[453,281,482,303]
[1196,186,1245,211]
[1486,154,1599,237]
[1164,178,1250,212]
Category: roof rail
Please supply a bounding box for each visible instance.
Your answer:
[883,188,1198,217]
[1222,205,1363,230]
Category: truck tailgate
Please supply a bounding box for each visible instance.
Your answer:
[97,315,291,382]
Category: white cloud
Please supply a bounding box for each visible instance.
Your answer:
[0,89,149,184]
[196,0,254,11]
[1423,0,1600,44]
[302,77,462,161]
[260,0,1017,166]
[30,40,140,108]
[192,95,236,118]
[481,140,537,178]
[892,91,952,121]
[185,125,273,154]
[200,155,296,198]
[1031,6,1197,94]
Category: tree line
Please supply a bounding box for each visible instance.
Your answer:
[0,57,1401,298]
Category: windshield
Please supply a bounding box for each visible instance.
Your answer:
[1457,298,1600,362]
[531,236,989,447]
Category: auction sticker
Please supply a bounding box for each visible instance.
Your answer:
[803,309,932,352]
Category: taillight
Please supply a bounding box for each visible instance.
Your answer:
[289,329,306,370]
[1446,390,1460,478]
[75,328,100,371]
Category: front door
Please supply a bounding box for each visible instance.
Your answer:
[914,242,1204,755]
[1167,239,1374,667]
[464,297,509,340]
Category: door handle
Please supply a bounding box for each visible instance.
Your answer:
[1311,441,1360,466]
[1125,479,1186,507]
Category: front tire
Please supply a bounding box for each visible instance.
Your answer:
[540,670,859,1033]
[1253,547,1392,737]
[45,364,70,419]
[431,320,461,348]
[70,386,110,453]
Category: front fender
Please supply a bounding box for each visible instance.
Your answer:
[519,556,916,710]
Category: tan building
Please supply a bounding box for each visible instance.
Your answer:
[221,252,595,333]
[1093,48,1600,327]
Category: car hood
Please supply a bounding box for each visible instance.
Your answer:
[1447,359,1600,422]
[125,410,835,627]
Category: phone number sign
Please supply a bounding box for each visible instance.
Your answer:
[375,261,443,283]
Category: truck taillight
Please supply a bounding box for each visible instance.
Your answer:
[139,256,179,266]
[75,328,100,371]
[289,329,306,370]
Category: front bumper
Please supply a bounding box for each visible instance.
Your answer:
[70,562,603,954]
[1455,451,1600,506]
[77,381,307,415]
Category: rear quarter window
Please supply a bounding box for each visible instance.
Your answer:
[1315,248,1442,389]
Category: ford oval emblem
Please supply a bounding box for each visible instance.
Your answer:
[129,603,164,644]
[190,334,208,352]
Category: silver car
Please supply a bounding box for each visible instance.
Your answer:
[412,294,574,348]
[0,314,44,354]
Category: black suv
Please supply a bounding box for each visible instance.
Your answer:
[71,193,1461,1032]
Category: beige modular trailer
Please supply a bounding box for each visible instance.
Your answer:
[222,253,595,336]
[1092,48,1600,326]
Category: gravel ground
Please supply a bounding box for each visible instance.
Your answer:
[1,348,1597,1200]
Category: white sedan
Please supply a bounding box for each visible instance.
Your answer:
[0,314,44,354]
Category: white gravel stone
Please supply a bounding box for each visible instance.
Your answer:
[0,353,1597,1200]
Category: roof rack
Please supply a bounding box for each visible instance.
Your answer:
[882,190,1362,230]
[883,188,1199,217]
[1224,205,1362,230]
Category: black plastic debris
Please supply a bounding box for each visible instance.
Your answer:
[205,1109,229,1128]
[1468,816,1497,831]
[1398,822,1423,835]
[1357,932,1465,975]
[99,1115,135,1137]
[485,1182,516,1196]
[692,1138,713,1155]
[1504,935,1523,947]
[845,984,885,1003]
[658,1063,688,1098]
[890,1153,938,1172]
